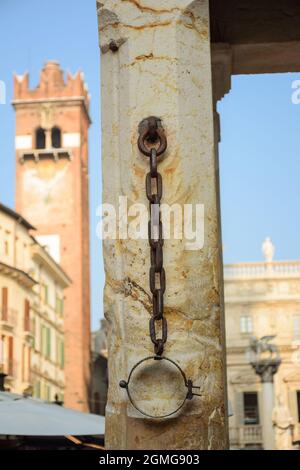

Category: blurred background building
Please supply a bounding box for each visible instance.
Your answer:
[0,203,70,401]
[12,62,91,410]
[88,238,300,448]
[91,319,108,416]
[226,238,300,449]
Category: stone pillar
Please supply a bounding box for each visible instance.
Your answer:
[251,360,281,450]
[97,0,228,450]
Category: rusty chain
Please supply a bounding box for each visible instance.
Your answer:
[118,117,202,418]
[138,117,167,356]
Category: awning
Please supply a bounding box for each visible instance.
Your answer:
[0,392,105,436]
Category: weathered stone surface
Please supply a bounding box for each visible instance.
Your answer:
[98,0,228,449]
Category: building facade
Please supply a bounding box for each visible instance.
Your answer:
[225,239,300,449]
[89,239,300,449]
[13,61,91,410]
[91,319,108,416]
[0,203,70,401]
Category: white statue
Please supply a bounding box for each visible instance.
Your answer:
[272,395,294,450]
[262,237,275,263]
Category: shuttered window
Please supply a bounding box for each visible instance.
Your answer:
[46,328,51,359]
[1,287,8,321]
[57,338,64,369]
[55,296,64,316]
[8,336,13,375]
[41,325,51,359]
[24,299,30,331]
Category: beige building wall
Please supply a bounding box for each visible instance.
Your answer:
[225,242,300,449]
[30,243,69,402]
[14,61,91,411]
[0,204,70,402]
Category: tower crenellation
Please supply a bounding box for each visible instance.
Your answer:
[13,61,90,108]
[13,61,91,411]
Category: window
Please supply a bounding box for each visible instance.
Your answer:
[0,335,4,365]
[41,326,46,356]
[8,336,13,375]
[243,392,259,425]
[51,127,61,148]
[55,296,64,316]
[1,287,8,321]
[297,391,300,423]
[293,315,300,340]
[36,127,46,149]
[34,381,41,399]
[57,337,64,369]
[41,325,51,359]
[46,328,51,359]
[42,382,51,402]
[24,299,30,331]
[21,344,30,382]
[4,240,9,255]
[41,284,49,305]
[240,315,253,334]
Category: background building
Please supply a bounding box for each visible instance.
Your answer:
[91,319,108,416]
[13,61,91,410]
[88,238,300,449]
[225,239,300,449]
[0,203,70,401]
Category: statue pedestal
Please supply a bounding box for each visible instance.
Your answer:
[251,359,281,450]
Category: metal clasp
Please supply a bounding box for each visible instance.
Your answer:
[138,116,167,157]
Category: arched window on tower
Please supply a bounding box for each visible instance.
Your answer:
[36,127,46,149]
[51,127,61,149]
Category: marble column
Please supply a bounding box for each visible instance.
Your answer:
[97,0,228,450]
[251,359,281,450]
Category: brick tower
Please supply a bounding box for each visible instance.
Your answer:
[13,61,91,411]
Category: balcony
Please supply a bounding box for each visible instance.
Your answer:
[20,147,72,163]
[0,308,17,332]
[224,260,300,280]
[293,423,300,444]
[229,425,263,449]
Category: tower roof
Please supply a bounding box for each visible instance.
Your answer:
[13,61,90,113]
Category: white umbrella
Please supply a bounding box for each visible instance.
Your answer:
[0,392,105,436]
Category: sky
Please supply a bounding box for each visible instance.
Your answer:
[1,1,300,329]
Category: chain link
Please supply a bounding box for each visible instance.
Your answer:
[148,148,167,355]
[118,118,202,417]
[139,121,168,356]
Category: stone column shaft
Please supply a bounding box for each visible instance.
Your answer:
[98,0,228,450]
[251,359,280,450]
[262,381,275,450]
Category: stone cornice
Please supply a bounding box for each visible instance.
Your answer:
[12,96,91,125]
[0,262,37,289]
